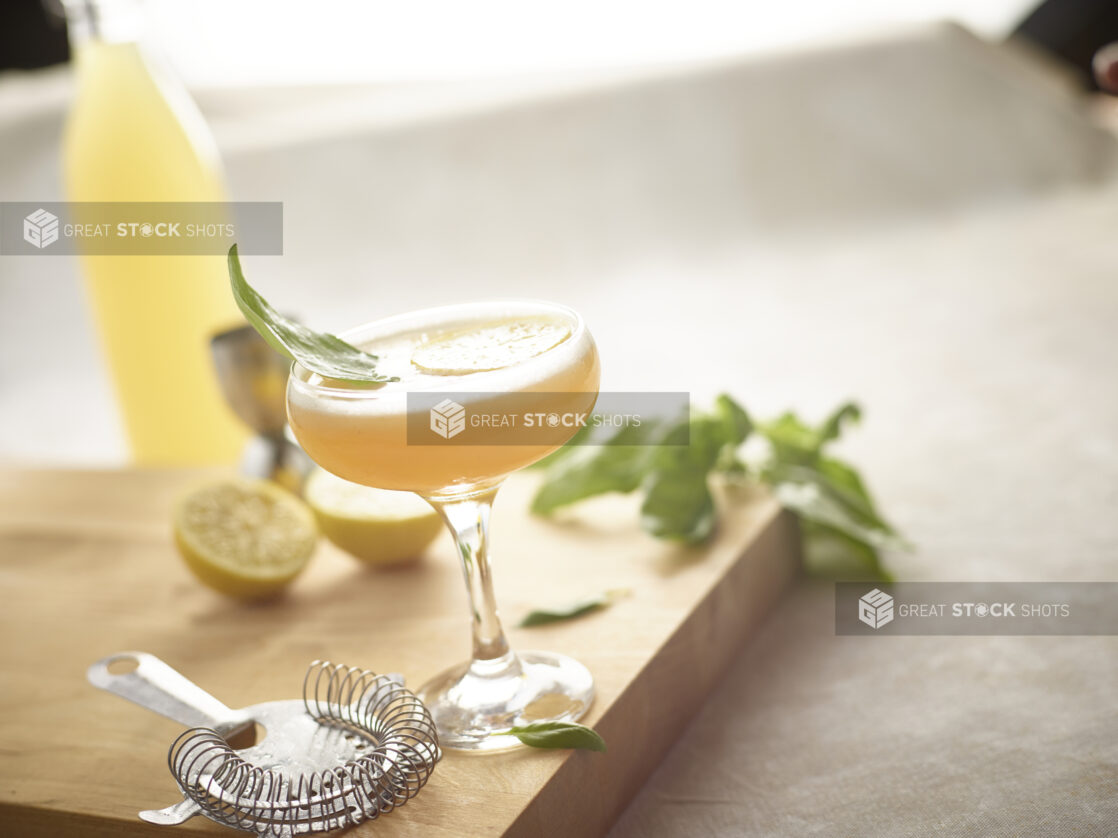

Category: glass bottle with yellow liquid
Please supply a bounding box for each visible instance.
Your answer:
[62,0,245,463]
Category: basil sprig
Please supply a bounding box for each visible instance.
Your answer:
[531,396,907,581]
[227,245,395,384]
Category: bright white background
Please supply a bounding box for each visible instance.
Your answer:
[142,0,1038,85]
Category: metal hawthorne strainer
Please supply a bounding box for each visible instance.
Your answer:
[88,652,441,836]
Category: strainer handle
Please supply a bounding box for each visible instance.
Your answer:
[87,652,253,735]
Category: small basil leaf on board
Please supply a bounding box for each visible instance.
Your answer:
[518,588,630,627]
[227,245,395,385]
[505,722,607,752]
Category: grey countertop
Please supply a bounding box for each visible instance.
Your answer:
[1,22,1116,836]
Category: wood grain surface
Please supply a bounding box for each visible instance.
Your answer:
[0,469,799,836]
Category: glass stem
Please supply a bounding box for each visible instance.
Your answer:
[428,486,513,665]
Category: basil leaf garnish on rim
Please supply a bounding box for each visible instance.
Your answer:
[227,245,396,384]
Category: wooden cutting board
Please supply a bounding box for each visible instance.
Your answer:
[0,468,799,837]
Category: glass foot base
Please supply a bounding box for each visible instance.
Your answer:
[417,650,594,752]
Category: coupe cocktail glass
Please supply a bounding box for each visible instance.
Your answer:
[287,300,600,750]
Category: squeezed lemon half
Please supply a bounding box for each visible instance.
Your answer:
[410,317,571,375]
[173,478,317,599]
[304,468,442,565]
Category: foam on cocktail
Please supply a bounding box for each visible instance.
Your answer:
[411,317,571,375]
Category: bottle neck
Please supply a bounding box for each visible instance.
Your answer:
[64,0,142,46]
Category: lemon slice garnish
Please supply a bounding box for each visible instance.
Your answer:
[304,468,442,565]
[173,479,317,599]
[410,317,571,375]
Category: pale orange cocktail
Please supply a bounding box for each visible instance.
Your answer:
[286,300,600,750]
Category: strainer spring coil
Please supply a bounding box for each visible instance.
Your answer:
[166,661,440,835]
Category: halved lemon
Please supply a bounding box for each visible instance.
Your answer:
[410,317,571,375]
[173,478,317,599]
[304,468,443,566]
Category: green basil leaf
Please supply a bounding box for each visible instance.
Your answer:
[529,421,661,514]
[639,466,716,542]
[768,459,905,547]
[634,407,741,542]
[814,457,899,537]
[505,721,607,752]
[772,475,906,553]
[816,402,862,447]
[758,401,861,466]
[713,393,753,446]
[227,245,395,384]
[801,520,893,582]
[518,588,630,627]
[757,412,820,465]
